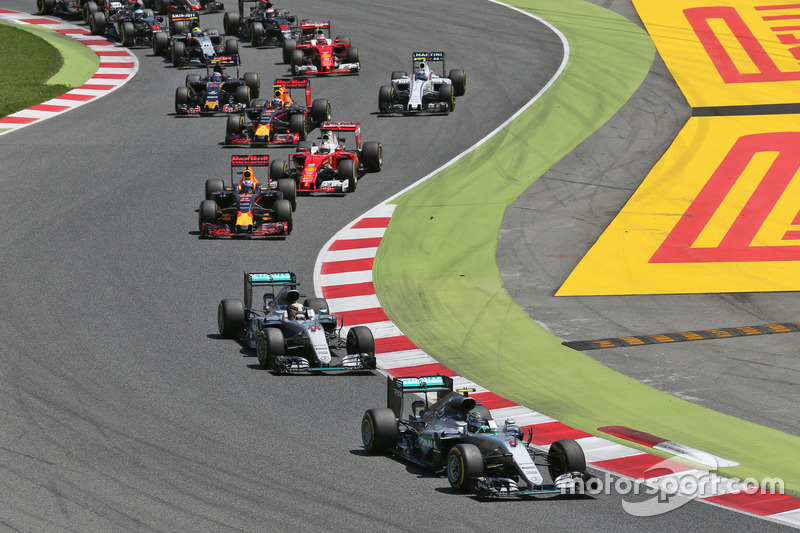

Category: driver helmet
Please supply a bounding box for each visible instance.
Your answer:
[271,97,282,108]
[192,27,203,38]
[319,145,330,155]
[414,68,427,81]
[265,7,275,17]
[467,412,489,434]
[316,30,326,44]
[240,178,255,193]
[211,72,222,82]
[289,302,304,319]
[134,8,144,16]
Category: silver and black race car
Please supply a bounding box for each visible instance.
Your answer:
[361,375,591,497]
[217,271,377,373]
[378,52,466,115]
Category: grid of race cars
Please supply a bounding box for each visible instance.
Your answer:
[35,0,596,501]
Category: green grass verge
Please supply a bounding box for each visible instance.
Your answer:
[0,20,98,117]
[373,0,800,494]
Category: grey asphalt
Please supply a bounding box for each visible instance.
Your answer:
[0,0,791,530]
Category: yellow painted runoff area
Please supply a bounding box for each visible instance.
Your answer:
[556,113,800,296]
[633,0,800,107]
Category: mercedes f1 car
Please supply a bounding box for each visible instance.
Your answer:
[87,0,168,50]
[223,0,298,48]
[379,52,466,115]
[175,57,260,114]
[199,154,295,238]
[36,0,106,21]
[361,375,591,497]
[225,78,331,146]
[283,21,360,76]
[218,271,377,373]
[270,121,382,194]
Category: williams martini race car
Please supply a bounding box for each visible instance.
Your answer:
[175,57,260,114]
[361,375,591,497]
[223,0,298,48]
[217,271,377,373]
[199,154,295,238]
[87,0,168,50]
[283,21,360,76]
[379,52,466,114]
[225,78,331,146]
[271,121,382,193]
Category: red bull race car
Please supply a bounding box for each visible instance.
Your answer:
[283,21,360,76]
[175,57,260,114]
[199,154,296,238]
[225,78,331,146]
[271,121,382,193]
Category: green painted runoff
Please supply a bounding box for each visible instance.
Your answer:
[373,0,800,495]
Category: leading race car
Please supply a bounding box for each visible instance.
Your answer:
[379,52,466,115]
[225,78,331,146]
[271,121,382,194]
[36,0,106,22]
[199,154,295,238]
[223,0,299,48]
[361,375,591,497]
[283,21,360,76]
[175,57,260,114]
[217,271,377,373]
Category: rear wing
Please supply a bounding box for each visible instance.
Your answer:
[273,78,311,107]
[300,20,330,31]
[244,271,297,309]
[412,51,446,74]
[387,375,454,418]
[230,154,269,187]
[209,56,240,69]
[320,121,361,148]
[170,12,199,31]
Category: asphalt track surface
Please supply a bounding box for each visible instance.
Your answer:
[0,0,792,531]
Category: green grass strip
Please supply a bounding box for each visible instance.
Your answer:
[373,0,800,494]
[0,20,98,117]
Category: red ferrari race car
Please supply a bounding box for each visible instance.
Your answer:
[199,154,296,238]
[271,121,382,193]
[283,21,360,76]
[225,78,331,146]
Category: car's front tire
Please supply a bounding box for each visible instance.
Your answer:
[256,328,285,369]
[548,439,586,482]
[446,443,483,492]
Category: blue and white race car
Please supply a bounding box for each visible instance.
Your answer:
[378,52,466,114]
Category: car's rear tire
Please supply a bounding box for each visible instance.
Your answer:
[446,443,483,492]
[217,299,246,338]
[289,113,306,141]
[171,20,185,34]
[276,179,296,211]
[335,35,351,45]
[88,11,105,36]
[175,86,190,114]
[310,99,331,124]
[249,21,263,46]
[448,69,466,96]
[256,328,285,369]
[36,0,55,15]
[121,21,135,47]
[548,439,586,482]
[291,49,304,76]
[303,298,329,315]
[223,11,239,35]
[243,72,260,98]
[270,159,287,182]
[153,31,169,55]
[390,70,407,80]
[82,1,98,22]
[274,199,292,234]
[438,83,455,112]
[205,179,224,200]
[185,74,200,86]
[347,326,374,356]
[282,38,296,64]
[338,159,356,192]
[171,41,186,66]
[199,200,217,229]
[378,85,393,113]
[225,38,239,56]
[361,408,398,453]
[345,47,360,65]
[361,141,382,172]
[234,85,251,106]
[226,114,243,135]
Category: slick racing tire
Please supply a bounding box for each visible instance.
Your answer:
[250,22,264,46]
[153,31,169,55]
[175,86,190,114]
[302,298,329,316]
[234,85,251,106]
[243,72,260,99]
[205,179,224,200]
[378,85,394,114]
[82,1,98,23]
[288,114,306,141]
[171,21,185,34]
[345,47,360,66]
[224,38,239,56]
[185,74,201,86]
[548,439,587,482]
[222,12,239,35]
[390,71,407,81]
[36,0,55,15]
[361,141,383,172]
[274,199,293,234]
[361,408,398,453]
[121,22,135,47]
[276,179,296,211]
[269,159,287,182]
[198,200,217,230]
[310,99,331,125]
[338,159,357,192]
[226,115,243,135]
[290,49,305,76]
[256,328,285,370]
[346,326,375,356]
[335,35,351,45]
[446,444,484,492]
[282,39,297,64]
[172,41,186,67]
[438,84,455,112]
[448,69,467,97]
[217,299,246,338]
[88,12,106,36]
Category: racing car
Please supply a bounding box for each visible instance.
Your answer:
[270,121,382,193]
[156,14,239,67]
[217,271,377,373]
[283,21,360,76]
[145,0,223,15]
[225,78,331,146]
[199,154,295,238]
[175,57,260,114]
[361,375,591,497]
[87,1,168,50]
[36,0,106,22]
[379,52,466,114]
[223,0,299,48]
